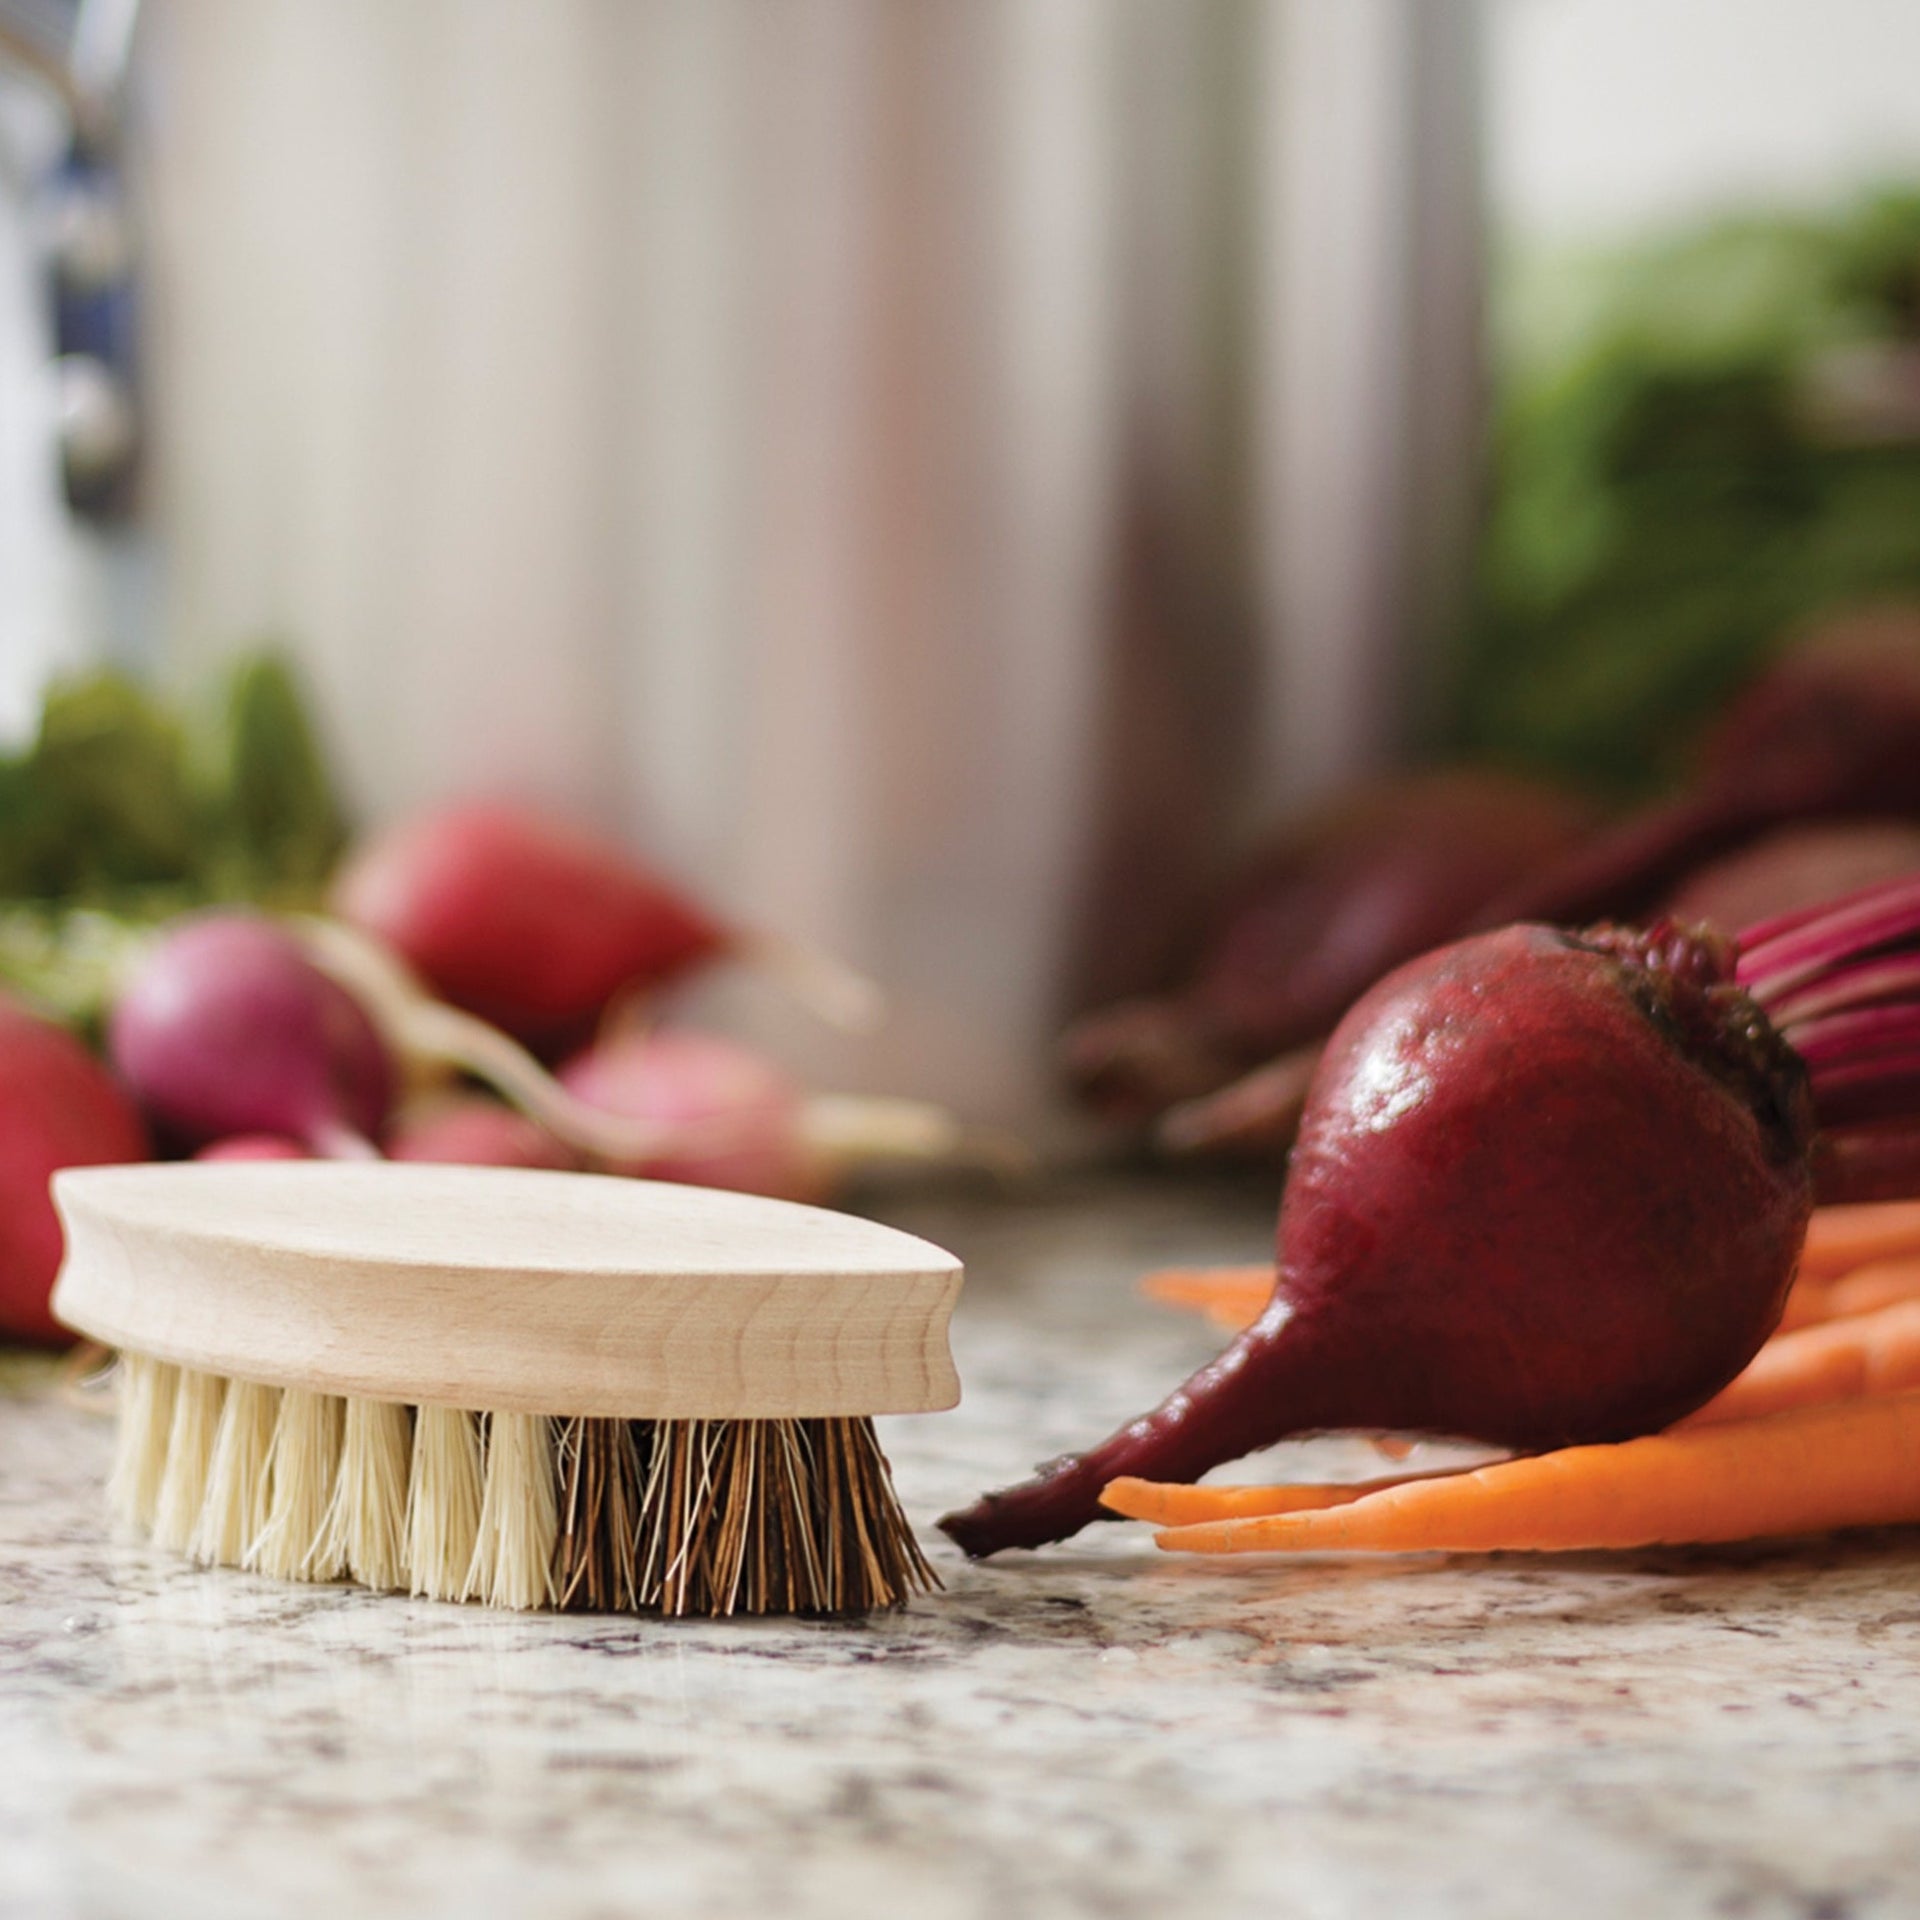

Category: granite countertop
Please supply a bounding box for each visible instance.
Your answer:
[6,1174,1920,1920]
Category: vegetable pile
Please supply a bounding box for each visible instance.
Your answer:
[942,876,1920,1559]
[0,655,973,1346]
[1109,606,1920,1161]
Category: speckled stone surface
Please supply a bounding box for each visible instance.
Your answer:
[6,1175,1920,1920]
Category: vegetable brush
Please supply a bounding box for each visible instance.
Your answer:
[53,1162,962,1616]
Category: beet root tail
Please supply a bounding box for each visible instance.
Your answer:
[937,1325,1313,1558]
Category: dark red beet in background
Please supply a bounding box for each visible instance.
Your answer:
[1061,769,1597,1120]
[1150,609,1920,1163]
[1483,604,1920,931]
[1663,819,1920,935]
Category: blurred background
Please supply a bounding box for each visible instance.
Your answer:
[5,0,1920,1139]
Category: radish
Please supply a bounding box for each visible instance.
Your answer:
[1061,771,1596,1120]
[196,1134,310,1162]
[387,1094,579,1171]
[561,1028,823,1200]
[0,995,149,1343]
[108,914,393,1157]
[942,879,1920,1557]
[332,801,880,1052]
[559,1027,1018,1202]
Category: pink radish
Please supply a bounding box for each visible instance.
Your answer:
[387,1094,580,1171]
[196,1134,310,1162]
[560,1029,828,1201]
[108,914,393,1157]
[559,1027,1008,1202]
[0,995,149,1343]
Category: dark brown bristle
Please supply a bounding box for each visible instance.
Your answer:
[558,1415,937,1618]
[554,1417,647,1612]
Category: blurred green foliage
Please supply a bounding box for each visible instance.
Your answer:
[1454,188,1920,797]
[0,651,346,1025]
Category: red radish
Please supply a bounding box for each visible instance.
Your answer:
[0,996,149,1343]
[387,1094,579,1171]
[196,1134,310,1162]
[108,914,394,1158]
[943,881,1920,1557]
[333,802,727,1051]
[1062,770,1596,1120]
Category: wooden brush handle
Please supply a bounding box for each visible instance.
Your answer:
[52,1163,962,1418]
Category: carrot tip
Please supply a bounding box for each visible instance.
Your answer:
[1098,1477,1162,1520]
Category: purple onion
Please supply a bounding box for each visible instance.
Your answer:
[109,914,394,1157]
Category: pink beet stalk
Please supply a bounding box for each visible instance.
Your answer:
[1738,875,1920,1133]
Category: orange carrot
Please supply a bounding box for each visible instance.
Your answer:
[1683,1300,1920,1427]
[1775,1275,1832,1331]
[1143,1390,1920,1555]
[1800,1202,1920,1281]
[1103,1471,1458,1527]
[1822,1259,1920,1320]
[1137,1265,1272,1331]
[1142,1250,1920,1341]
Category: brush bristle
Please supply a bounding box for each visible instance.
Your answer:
[108,1353,938,1616]
[466,1412,557,1611]
[324,1398,413,1590]
[406,1405,484,1602]
[556,1416,644,1612]
[193,1379,280,1567]
[108,1355,181,1530]
[253,1389,346,1580]
[151,1370,227,1554]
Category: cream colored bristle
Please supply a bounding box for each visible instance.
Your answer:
[107,1354,182,1531]
[406,1405,484,1602]
[321,1397,413,1590]
[192,1379,281,1568]
[465,1413,557,1611]
[149,1370,228,1554]
[250,1389,346,1581]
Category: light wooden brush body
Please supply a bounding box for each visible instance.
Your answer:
[54,1163,963,1617]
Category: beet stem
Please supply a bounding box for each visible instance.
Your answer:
[1738,874,1920,1004]
[1766,953,1920,1027]
[1734,877,1920,1137]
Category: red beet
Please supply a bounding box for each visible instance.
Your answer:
[0,997,149,1343]
[1484,603,1920,930]
[1664,820,1920,933]
[333,802,727,1051]
[1062,770,1596,1119]
[1151,612,1920,1164]
[944,896,1886,1558]
[387,1094,580,1171]
[108,914,394,1157]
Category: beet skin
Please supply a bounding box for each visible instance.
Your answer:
[944,922,1814,1557]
